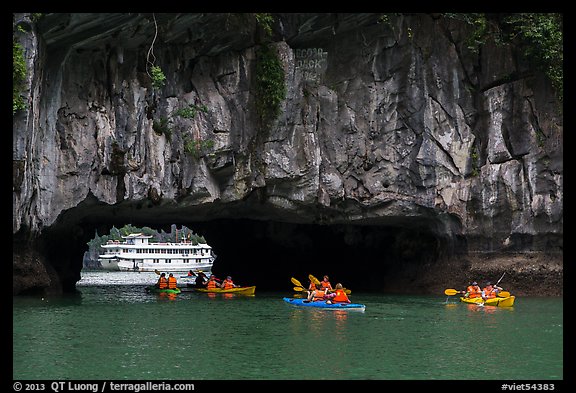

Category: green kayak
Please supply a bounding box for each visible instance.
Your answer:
[146,286,181,294]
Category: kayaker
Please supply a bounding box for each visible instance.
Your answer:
[206,275,221,289]
[306,278,317,296]
[481,282,502,300]
[167,273,178,289]
[194,271,208,288]
[464,281,482,298]
[222,276,238,289]
[306,286,326,302]
[325,283,351,304]
[320,275,334,292]
[156,273,168,289]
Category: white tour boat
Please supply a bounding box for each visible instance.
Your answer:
[97,233,215,272]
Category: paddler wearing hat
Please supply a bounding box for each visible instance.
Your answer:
[481,281,502,300]
[221,276,239,289]
[464,281,482,298]
[206,274,221,289]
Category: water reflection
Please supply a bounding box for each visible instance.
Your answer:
[465,303,515,314]
[14,283,562,380]
[156,292,178,301]
[198,292,251,300]
[333,310,348,321]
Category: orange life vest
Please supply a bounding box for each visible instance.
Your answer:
[466,285,482,298]
[308,282,317,290]
[313,289,325,301]
[321,281,332,291]
[158,277,168,289]
[207,279,218,289]
[482,286,496,299]
[223,280,234,289]
[333,289,350,303]
[168,276,178,289]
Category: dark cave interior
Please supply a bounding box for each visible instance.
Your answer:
[31,203,464,295]
[191,219,447,292]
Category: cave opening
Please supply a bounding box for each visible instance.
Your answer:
[36,212,463,295]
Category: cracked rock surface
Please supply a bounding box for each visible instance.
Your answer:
[13,13,562,295]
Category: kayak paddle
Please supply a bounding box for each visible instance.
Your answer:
[484,272,507,298]
[308,274,352,294]
[294,281,351,295]
[309,274,321,286]
[291,277,305,288]
[495,272,506,286]
[444,288,464,296]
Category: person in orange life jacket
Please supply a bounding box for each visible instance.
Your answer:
[464,281,482,298]
[324,283,351,304]
[206,275,221,289]
[222,276,238,289]
[305,278,317,299]
[305,286,327,302]
[481,281,502,300]
[156,273,168,289]
[320,275,334,292]
[167,273,178,289]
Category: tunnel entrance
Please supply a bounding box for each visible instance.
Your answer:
[31,201,465,296]
[189,219,451,292]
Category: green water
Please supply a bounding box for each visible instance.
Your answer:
[13,273,563,380]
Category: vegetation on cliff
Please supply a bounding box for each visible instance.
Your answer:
[507,13,563,101]
[253,13,286,126]
[13,39,27,114]
[445,13,563,101]
[254,43,286,125]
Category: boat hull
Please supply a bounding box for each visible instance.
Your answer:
[98,258,120,271]
[194,286,256,296]
[146,286,181,294]
[283,297,366,311]
[460,296,515,307]
[117,260,213,273]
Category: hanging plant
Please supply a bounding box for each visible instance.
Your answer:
[146,13,166,90]
[13,40,27,114]
[254,43,286,125]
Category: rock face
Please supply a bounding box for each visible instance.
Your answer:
[12,13,562,295]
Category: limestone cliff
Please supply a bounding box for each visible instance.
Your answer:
[12,13,562,295]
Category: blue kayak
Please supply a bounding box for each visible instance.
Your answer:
[282,297,366,311]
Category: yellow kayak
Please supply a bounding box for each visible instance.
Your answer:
[460,296,515,307]
[194,286,256,296]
